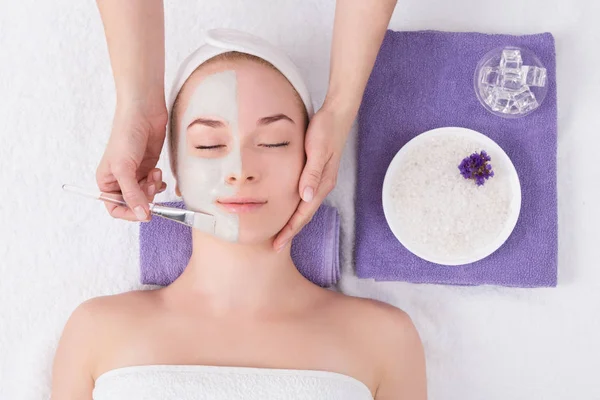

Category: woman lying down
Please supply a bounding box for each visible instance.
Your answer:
[51,29,427,400]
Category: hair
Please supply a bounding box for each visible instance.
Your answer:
[168,51,309,180]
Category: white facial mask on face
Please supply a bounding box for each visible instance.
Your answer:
[177,70,242,242]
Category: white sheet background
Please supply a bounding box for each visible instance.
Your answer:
[1,0,599,399]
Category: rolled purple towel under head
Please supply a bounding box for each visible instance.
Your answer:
[139,201,341,287]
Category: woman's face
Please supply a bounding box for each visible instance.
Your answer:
[173,58,307,244]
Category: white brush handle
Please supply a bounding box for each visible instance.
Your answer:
[62,183,215,233]
[62,184,156,208]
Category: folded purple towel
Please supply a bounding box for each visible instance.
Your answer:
[140,202,340,287]
[355,30,558,287]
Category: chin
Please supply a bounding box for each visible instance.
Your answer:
[236,231,276,245]
[236,221,283,245]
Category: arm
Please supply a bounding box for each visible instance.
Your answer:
[95,0,168,222]
[375,310,427,399]
[51,302,97,400]
[96,0,166,106]
[273,0,397,250]
[324,0,397,119]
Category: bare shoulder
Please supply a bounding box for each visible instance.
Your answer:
[328,291,416,333]
[328,293,427,399]
[61,291,159,370]
[75,289,159,320]
[346,296,423,365]
[73,290,161,348]
[59,289,160,353]
[51,290,158,399]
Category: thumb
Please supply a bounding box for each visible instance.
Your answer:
[299,147,328,203]
[113,161,149,221]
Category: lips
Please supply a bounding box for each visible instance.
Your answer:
[216,197,267,214]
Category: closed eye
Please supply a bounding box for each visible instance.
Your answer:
[195,145,226,150]
[259,141,290,148]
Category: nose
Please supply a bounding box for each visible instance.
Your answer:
[225,172,255,184]
[225,167,258,185]
[224,147,259,185]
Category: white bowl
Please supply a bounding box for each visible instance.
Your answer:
[381,127,522,266]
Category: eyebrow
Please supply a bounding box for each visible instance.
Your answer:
[258,114,295,126]
[188,114,295,129]
[188,118,226,129]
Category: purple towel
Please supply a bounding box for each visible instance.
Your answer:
[140,202,340,287]
[355,30,558,287]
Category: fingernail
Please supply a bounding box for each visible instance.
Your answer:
[153,170,161,182]
[147,184,155,196]
[302,187,314,202]
[134,206,147,221]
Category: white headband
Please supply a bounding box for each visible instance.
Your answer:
[167,29,313,116]
[166,28,314,177]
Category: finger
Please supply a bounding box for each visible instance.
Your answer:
[299,145,329,203]
[112,161,150,221]
[144,167,159,197]
[273,175,333,251]
[272,201,318,250]
[141,175,167,222]
[96,155,121,194]
[143,169,166,204]
[313,154,339,198]
[145,168,164,196]
[98,167,164,221]
[103,176,150,221]
[273,160,339,251]
[103,195,144,221]
[152,168,162,187]
[147,167,167,196]
[143,176,156,202]
[143,170,166,200]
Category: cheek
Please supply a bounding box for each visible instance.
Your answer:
[179,158,223,196]
[267,148,305,197]
[237,145,305,243]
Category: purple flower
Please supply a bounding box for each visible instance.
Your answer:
[458,150,494,186]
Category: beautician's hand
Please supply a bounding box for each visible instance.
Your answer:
[95,0,167,221]
[96,104,168,221]
[273,105,352,251]
[273,0,396,251]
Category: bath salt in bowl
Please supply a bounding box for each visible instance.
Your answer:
[382,127,521,266]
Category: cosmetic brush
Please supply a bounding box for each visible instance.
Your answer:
[62,184,215,233]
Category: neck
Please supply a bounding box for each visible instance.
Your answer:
[165,229,311,317]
